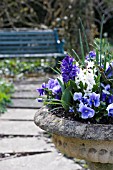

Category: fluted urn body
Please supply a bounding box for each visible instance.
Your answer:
[34,106,113,170]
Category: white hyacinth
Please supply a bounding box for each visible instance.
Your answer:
[75,63,97,93]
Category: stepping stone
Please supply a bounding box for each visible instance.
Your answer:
[9,99,43,109]
[0,152,82,170]
[0,120,43,136]
[12,91,38,99]
[14,84,42,92]
[0,109,36,121]
[14,74,54,85]
[0,137,54,154]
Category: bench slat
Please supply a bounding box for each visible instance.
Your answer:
[0,44,57,51]
[0,36,55,41]
[0,31,54,36]
[0,29,65,59]
[0,53,65,58]
[0,40,56,45]
[0,49,57,53]
[0,50,58,54]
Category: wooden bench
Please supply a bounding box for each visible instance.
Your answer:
[0,29,65,61]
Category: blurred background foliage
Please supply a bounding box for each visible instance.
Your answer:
[0,0,113,54]
[0,78,14,113]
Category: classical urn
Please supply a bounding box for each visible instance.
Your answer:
[34,106,113,170]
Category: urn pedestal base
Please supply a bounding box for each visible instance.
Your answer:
[87,162,113,170]
[52,134,113,170]
[34,107,113,170]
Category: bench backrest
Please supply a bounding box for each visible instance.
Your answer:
[0,29,64,58]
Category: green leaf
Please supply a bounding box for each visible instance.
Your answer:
[79,81,84,90]
[70,80,78,91]
[57,78,65,92]
[103,53,107,70]
[79,17,89,53]
[79,29,85,65]
[61,87,72,111]
[99,15,105,66]
[72,49,80,62]
[50,67,61,75]
[96,48,99,65]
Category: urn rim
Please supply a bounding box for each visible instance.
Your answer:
[34,106,113,141]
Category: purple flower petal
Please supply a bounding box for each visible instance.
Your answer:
[36,88,44,96]
[69,107,74,112]
[107,103,113,117]
[37,98,43,102]
[86,51,96,60]
[79,103,95,119]
[61,55,79,82]
[88,92,100,107]
[52,85,61,94]
[73,92,82,101]
[105,63,113,78]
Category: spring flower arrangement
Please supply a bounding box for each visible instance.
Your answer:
[36,46,113,124]
[36,19,113,124]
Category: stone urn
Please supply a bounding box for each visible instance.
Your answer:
[34,106,113,170]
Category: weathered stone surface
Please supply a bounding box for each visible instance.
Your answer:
[0,152,82,170]
[14,84,42,92]
[14,74,55,85]
[34,107,113,165]
[34,106,113,141]
[12,91,38,99]
[0,109,36,120]
[0,137,54,153]
[52,134,113,164]
[0,120,44,136]
[9,99,43,108]
[88,162,113,170]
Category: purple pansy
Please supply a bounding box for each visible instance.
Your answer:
[106,103,113,117]
[36,88,44,96]
[36,82,47,96]
[108,95,113,104]
[86,51,96,60]
[105,63,113,78]
[37,78,61,98]
[52,85,61,94]
[101,84,110,102]
[88,92,100,107]
[81,96,89,105]
[42,82,47,88]
[37,98,43,102]
[79,103,95,119]
[61,55,79,83]
[73,92,82,101]
[69,107,74,112]
[101,84,113,104]
[47,78,61,94]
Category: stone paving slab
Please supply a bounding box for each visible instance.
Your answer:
[9,99,43,109]
[0,120,43,136]
[0,109,36,121]
[0,152,82,170]
[14,84,42,92]
[13,74,56,85]
[0,137,54,154]
[12,91,38,99]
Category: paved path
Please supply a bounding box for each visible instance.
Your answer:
[0,76,83,170]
